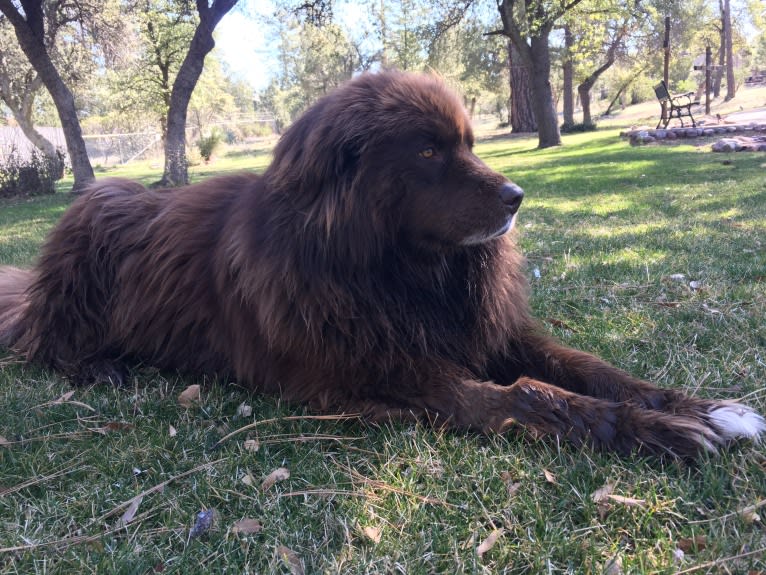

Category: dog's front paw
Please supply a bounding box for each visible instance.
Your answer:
[707,403,766,442]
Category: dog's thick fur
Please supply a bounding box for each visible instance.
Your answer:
[0,71,762,457]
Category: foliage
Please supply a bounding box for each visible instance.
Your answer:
[107,0,199,140]
[0,147,64,198]
[260,18,360,129]
[560,121,597,132]
[196,130,222,162]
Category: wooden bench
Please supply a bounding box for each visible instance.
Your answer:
[654,81,699,129]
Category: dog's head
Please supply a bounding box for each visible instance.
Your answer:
[267,71,523,261]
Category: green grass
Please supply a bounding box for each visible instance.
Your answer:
[1,131,765,574]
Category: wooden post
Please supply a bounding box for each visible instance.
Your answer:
[663,17,670,85]
[662,16,670,123]
[705,45,711,115]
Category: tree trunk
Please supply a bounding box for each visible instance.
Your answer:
[497,0,563,148]
[575,26,625,127]
[603,64,649,116]
[0,0,94,193]
[0,73,58,158]
[723,0,735,101]
[14,108,57,158]
[578,84,592,125]
[528,33,560,148]
[509,41,537,133]
[159,0,238,188]
[562,25,574,126]
[713,42,724,97]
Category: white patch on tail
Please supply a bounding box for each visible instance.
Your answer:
[708,404,766,442]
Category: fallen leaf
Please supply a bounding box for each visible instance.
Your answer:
[476,528,504,557]
[741,507,762,524]
[262,467,290,491]
[231,518,262,534]
[603,555,623,575]
[507,481,522,497]
[168,425,177,437]
[500,471,522,497]
[543,469,557,484]
[236,403,252,417]
[90,421,135,434]
[363,526,382,543]
[607,494,646,507]
[689,280,703,290]
[243,439,260,452]
[189,508,218,538]
[677,535,707,553]
[53,390,76,403]
[178,385,201,408]
[0,436,9,447]
[591,482,616,503]
[117,495,143,527]
[276,545,304,575]
[241,472,255,487]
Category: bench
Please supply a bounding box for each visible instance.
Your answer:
[654,81,699,129]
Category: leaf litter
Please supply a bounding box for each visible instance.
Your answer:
[262,467,290,491]
[177,384,201,408]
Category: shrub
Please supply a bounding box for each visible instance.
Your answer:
[0,147,64,198]
[197,131,222,163]
[560,122,598,133]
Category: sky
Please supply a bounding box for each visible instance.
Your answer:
[215,0,278,92]
[214,0,373,92]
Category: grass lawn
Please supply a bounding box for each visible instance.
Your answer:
[1,129,765,574]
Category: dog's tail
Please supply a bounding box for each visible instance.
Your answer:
[0,266,34,348]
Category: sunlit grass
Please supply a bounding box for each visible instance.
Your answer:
[0,129,764,573]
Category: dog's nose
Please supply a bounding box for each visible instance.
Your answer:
[499,182,524,213]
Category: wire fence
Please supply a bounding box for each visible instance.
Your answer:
[1,114,277,168]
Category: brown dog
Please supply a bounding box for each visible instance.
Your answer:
[0,71,762,457]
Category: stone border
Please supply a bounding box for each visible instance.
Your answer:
[621,122,766,145]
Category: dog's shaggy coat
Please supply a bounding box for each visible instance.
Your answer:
[0,71,763,457]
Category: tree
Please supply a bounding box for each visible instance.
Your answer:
[495,0,586,148]
[260,18,362,129]
[0,0,97,192]
[561,25,574,126]
[159,0,238,187]
[722,0,735,100]
[508,39,537,131]
[0,17,57,158]
[118,1,198,146]
[428,15,510,120]
[573,12,631,126]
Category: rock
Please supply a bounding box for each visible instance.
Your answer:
[711,138,741,152]
[702,128,716,136]
[665,130,677,140]
[654,129,667,139]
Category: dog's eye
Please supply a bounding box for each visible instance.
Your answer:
[419,147,435,159]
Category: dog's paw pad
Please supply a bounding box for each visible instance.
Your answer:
[708,404,766,442]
